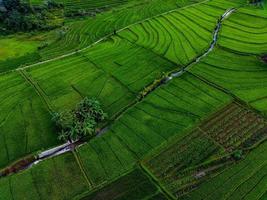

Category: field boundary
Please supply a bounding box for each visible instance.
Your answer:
[18,69,53,112]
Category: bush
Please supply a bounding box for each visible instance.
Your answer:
[232,150,244,160]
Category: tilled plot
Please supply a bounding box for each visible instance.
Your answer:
[199,102,267,151]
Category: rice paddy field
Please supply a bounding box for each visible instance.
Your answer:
[0,0,267,199]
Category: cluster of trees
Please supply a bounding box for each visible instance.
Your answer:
[52,97,107,142]
[0,0,64,32]
[248,0,263,3]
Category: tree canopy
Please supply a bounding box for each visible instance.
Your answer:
[0,0,64,32]
[52,97,107,142]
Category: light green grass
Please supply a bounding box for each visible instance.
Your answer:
[0,37,39,61]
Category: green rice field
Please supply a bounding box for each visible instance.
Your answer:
[0,0,266,199]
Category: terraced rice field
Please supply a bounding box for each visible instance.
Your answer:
[143,129,225,197]
[0,153,89,200]
[38,0,206,59]
[0,0,235,167]
[0,0,267,199]
[75,73,231,187]
[189,7,267,113]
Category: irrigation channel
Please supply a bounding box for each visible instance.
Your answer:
[1,8,236,177]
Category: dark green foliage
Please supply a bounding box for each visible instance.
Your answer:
[248,0,262,3]
[52,97,107,142]
[0,0,64,32]
[232,150,244,160]
[80,168,168,200]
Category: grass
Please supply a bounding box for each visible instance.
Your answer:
[0,37,39,61]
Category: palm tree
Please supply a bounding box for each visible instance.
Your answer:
[52,97,107,143]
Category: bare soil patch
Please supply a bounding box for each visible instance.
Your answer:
[262,55,267,63]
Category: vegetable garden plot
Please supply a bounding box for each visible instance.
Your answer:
[79,168,168,200]
[0,72,58,169]
[142,129,225,198]
[199,102,267,151]
[181,141,267,200]
[142,101,267,198]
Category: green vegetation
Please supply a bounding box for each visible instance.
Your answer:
[181,141,267,200]
[0,36,40,61]
[79,168,168,200]
[0,0,267,199]
[76,73,231,187]
[52,97,107,142]
[0,72,58,169]
[0,0,64,32]
[0,153,89,200]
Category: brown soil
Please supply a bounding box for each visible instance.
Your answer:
[262,55,267,63]
[0,155,36,177]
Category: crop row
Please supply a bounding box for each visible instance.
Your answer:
[40,0,229,60]
[181,141,267,200]
[200,102,267,151]
[190,47,267,114]
[142,128,224,197]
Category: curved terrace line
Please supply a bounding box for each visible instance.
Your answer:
[0,0,210,75]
